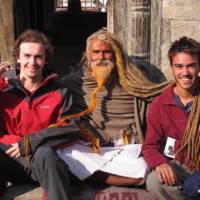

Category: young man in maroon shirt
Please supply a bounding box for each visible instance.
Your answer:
[142,37,200,200]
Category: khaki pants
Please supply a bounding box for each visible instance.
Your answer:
[146,160,192,200]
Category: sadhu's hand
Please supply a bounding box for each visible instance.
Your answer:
[78,122,96,142]
[155,163,177,186]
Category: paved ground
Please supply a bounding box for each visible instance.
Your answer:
[3,183,156,200]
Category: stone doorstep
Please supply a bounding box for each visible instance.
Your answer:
[3,184,42,200]
[3,183,157,200]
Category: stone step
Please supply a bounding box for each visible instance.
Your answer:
[3,183,157,200]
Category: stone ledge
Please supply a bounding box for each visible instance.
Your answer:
[3,184,42,200]
[3,183,156,200]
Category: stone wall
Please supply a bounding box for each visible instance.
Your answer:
[0,0,15,62]
[151,0,200,79]
[107,0,150,61]
[108,0,200,79]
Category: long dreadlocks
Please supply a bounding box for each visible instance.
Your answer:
[82,29,169,102]
[178,85,200,170]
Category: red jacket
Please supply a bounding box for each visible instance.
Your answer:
[0,74,80,146]
[142,83,188,169]
[0,78,7,91]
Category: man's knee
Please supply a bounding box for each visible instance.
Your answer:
[32,147,67,170]
[146,170,160,192]
[146,170,186,200]
[31,147,69,182]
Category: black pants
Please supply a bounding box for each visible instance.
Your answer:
[0,147,70,200]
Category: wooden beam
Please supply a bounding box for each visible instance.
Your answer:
[0,0,15,62]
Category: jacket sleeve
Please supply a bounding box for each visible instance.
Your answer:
[0,135,21,145]
[18,86,81,155]
[0,79,21,144]
[142,99,169,169]
[0,78,7,91]
[0,116,21,145]
[18,123,80,155]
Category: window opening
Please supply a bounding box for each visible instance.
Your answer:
[55,0,107,12]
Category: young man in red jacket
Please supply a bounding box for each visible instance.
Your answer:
[142,37,200,200]
[0,30,80,200]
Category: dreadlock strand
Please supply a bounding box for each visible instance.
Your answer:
[113,47,168,100]
[177,84,200,171]
[88,29,169,101]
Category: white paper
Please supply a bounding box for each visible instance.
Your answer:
[57,143,148,180]
[57,143,108,180]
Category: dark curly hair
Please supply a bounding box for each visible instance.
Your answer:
[168,37,200,65]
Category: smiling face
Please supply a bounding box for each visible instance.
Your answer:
[17,42,46,82]
[171,52,200,94]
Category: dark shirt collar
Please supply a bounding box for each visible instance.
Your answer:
[173,93,193,114]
